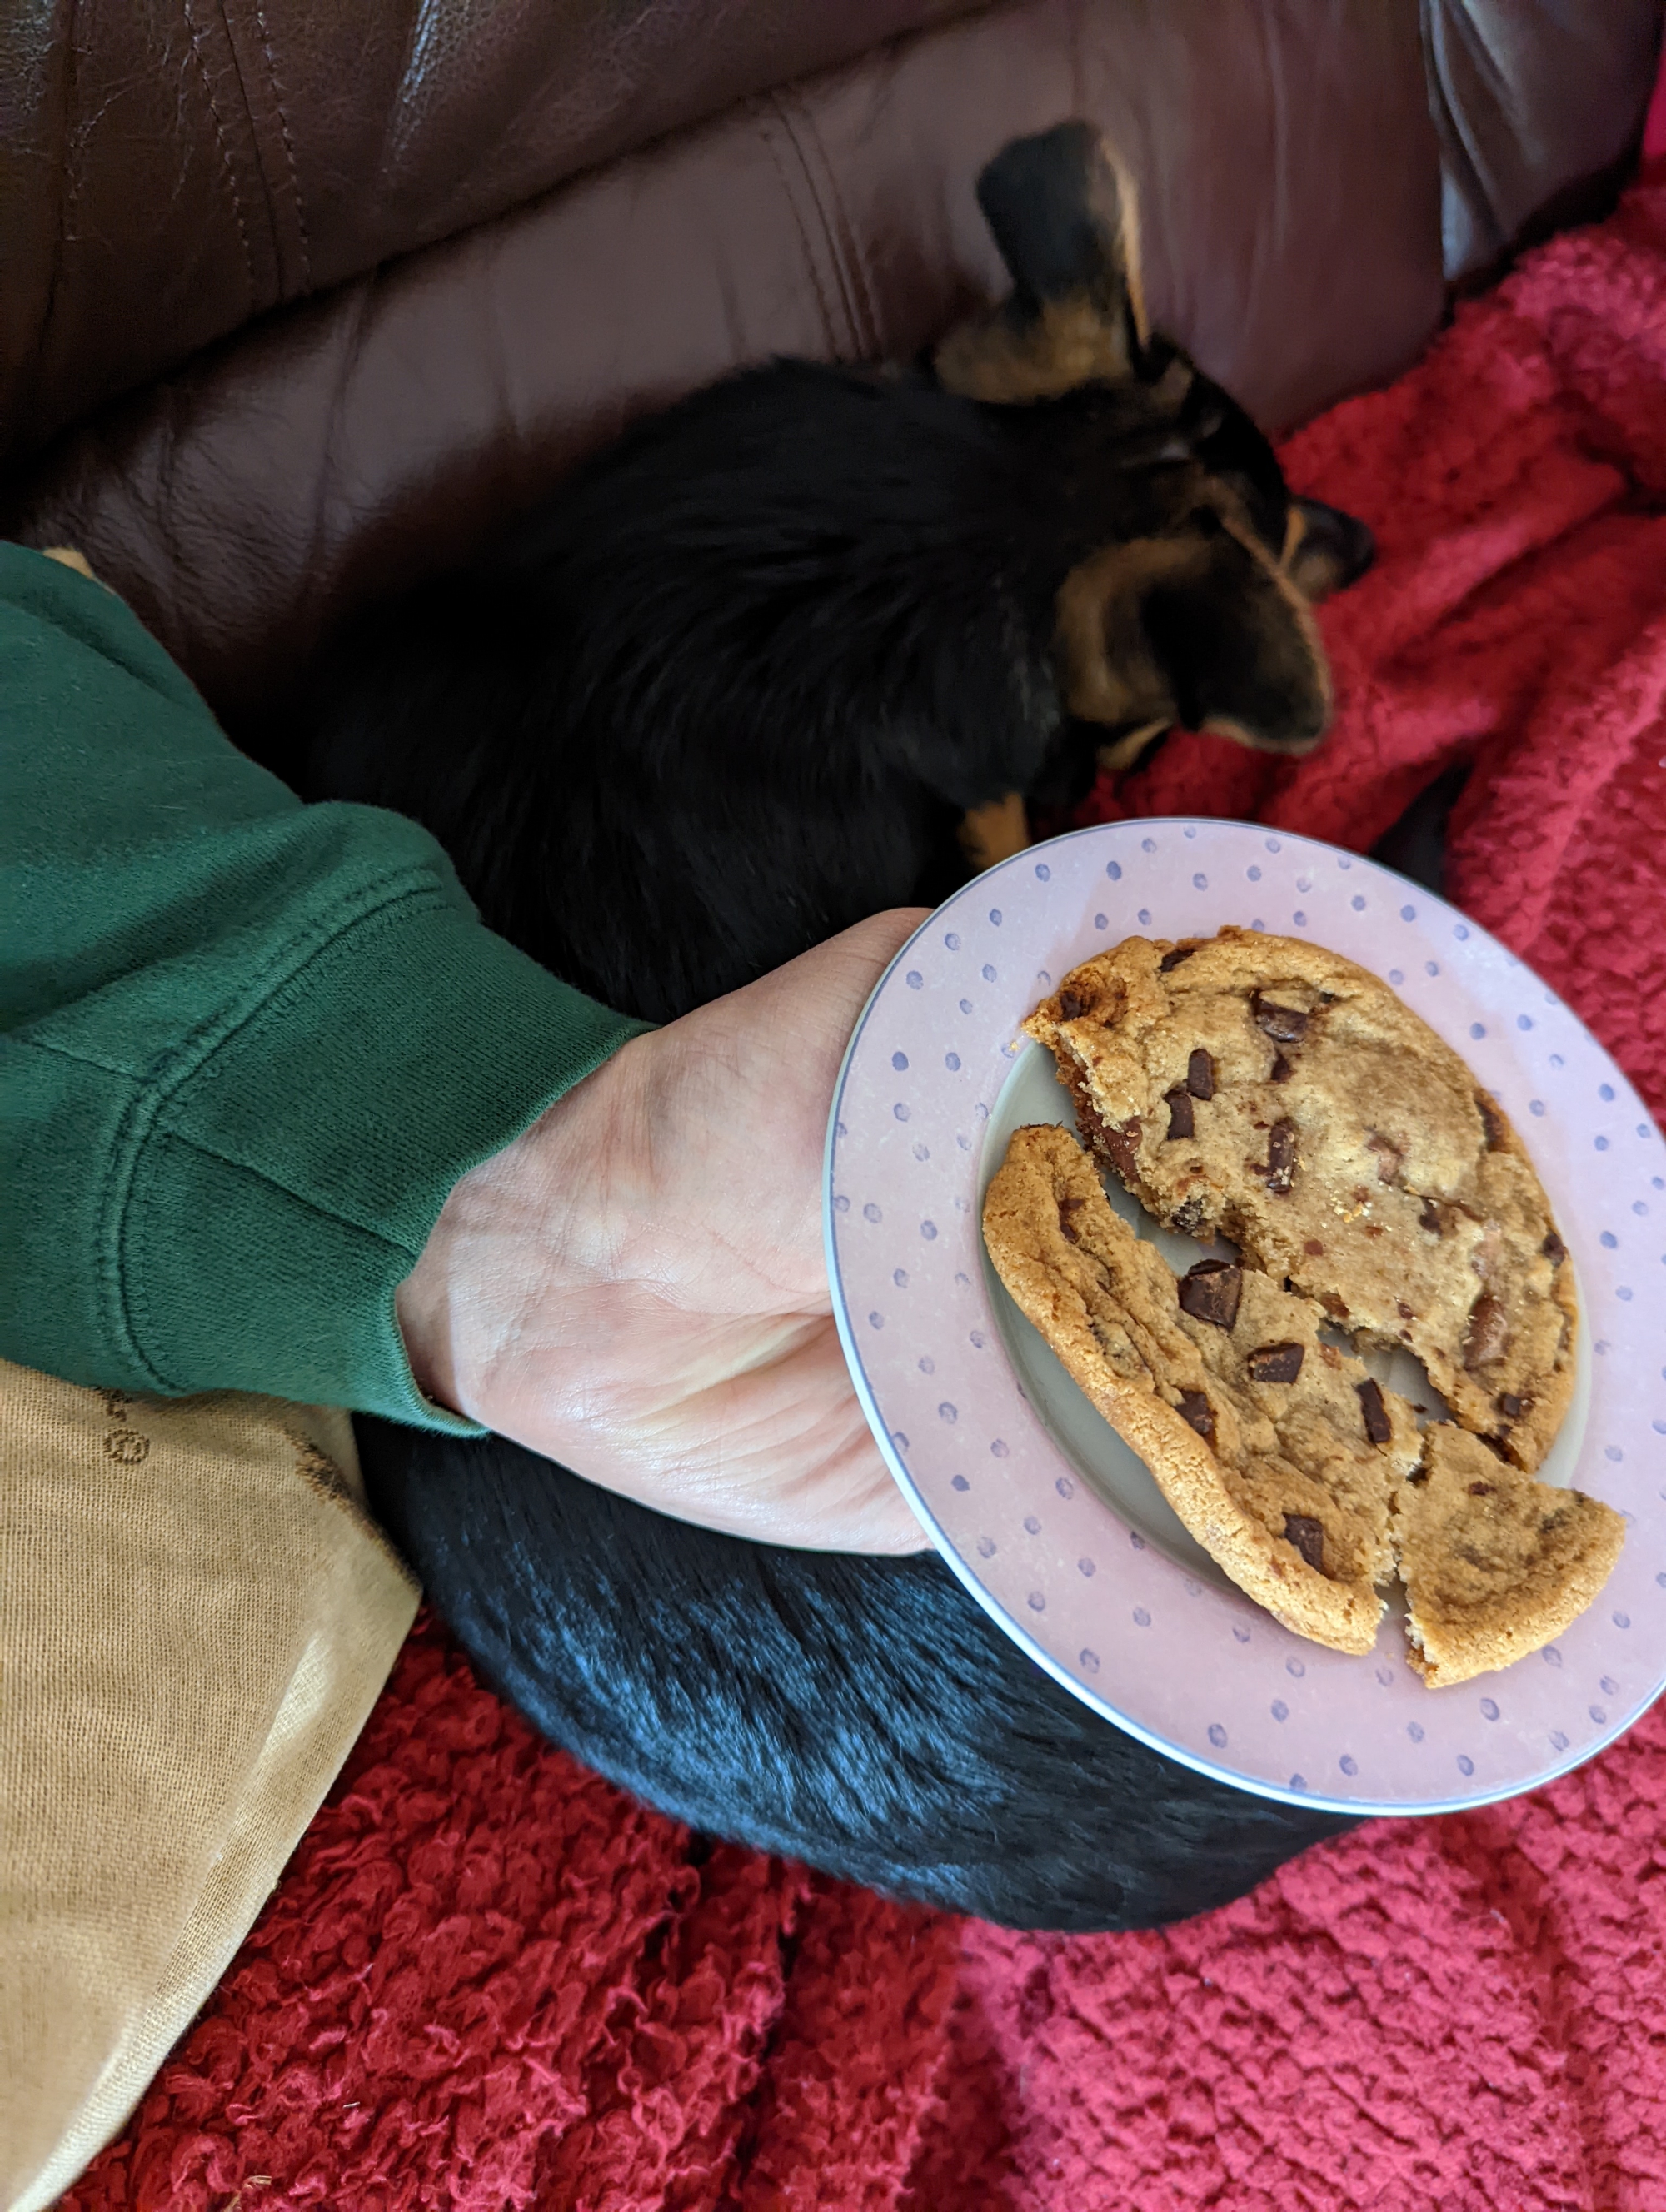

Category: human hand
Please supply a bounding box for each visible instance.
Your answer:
[396,910,935,1553]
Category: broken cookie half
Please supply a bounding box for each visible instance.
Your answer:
[983,1123,1624,1682]
[985,1123,1414,1656]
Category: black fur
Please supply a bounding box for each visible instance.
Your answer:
[302,351,1343,1021]
[305,126,1383,1927]
[358,1419,1357,1931]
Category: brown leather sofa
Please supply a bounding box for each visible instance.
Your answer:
[3,0,1659,790]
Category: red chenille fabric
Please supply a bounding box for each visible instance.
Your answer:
[63,180,1666,2212]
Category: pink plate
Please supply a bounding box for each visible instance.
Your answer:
[825,820,1666,1814]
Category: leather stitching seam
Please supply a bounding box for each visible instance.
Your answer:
[252,0,312,291]
[180,0,258,311]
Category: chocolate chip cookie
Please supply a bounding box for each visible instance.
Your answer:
[1022,927,1577,1472]
[983,1123,1421,1654]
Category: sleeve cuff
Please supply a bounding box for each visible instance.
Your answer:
[114,887,645,1425]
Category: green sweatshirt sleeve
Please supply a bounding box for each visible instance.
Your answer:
[1,542,646,1428]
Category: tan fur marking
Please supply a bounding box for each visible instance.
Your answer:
[1054,537,1202,725]
[935,295,1141,405]
[958,791,1030,873]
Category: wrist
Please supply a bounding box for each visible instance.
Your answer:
[395,1034,649,1417]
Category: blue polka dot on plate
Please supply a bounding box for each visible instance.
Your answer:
[1339,1755,1359,1777]
[892,1050,908,1070]
[1208,1724,1227,1749]
[1132,1607,1151,1627]
[988,909,1002,926]
[1401,904,1416,921]
[1271,1700,1289,1721]
[1105,861,1122,881]
[1457,1754,1474,1776]
[905,970,922,990]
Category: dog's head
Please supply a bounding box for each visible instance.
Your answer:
[935,122,1374,772]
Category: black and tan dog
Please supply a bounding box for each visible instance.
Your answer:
[305,124,1374,1928]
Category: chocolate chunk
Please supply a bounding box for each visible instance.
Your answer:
[1419,1196,1444,1236]
[1282,1514,1326,1573]
[1264,1118,1299,1195]
[1186,1049,1215,1100]
[1303,1238,1325,1257]
[1172,1196,1207,1236]
[1319,1293,1350,1323]
[1476,1094,1505,1149]
[1097,1114,1143,1185]
[1160,945,1196,974]
[1176,1389,1215,1444]
[1165,1086,1195,1140]
[1542,1231,1567,1265]
[1056,1196,1085,1245]
[1396,1301,1414,1321]
[1463,1293,1509,1371]
[1269,1051,1294,1084]
[1178,1259,1242,1331]
[1356,1378,1393,1445]
[1468,1481,1494,1497]
[1057,989,1086,1020]
[1247,1341,1305,1384]
[1495,1392,1524,1419]
[1252,993,1309,1044]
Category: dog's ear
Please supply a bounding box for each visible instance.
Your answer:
[935,122,1148,403]
[1284,498,1376,603]
[1055,514,1333,762]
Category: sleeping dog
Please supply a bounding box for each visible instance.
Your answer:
[304,124,1377,1930]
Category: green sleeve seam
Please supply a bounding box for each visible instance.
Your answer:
[93,868,469,1395]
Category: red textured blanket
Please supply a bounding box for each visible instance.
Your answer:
[68,175,1666,2212]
